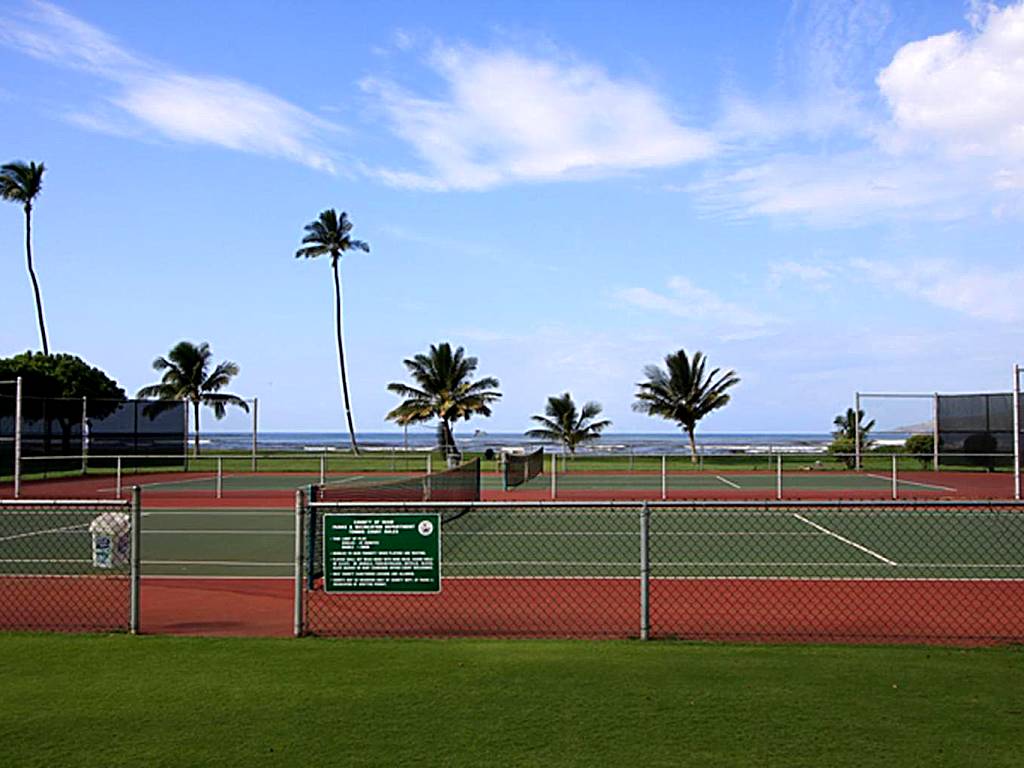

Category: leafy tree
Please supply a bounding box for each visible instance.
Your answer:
[1,161,49,353]
[526,392,611,455]
[0,352,124,453]
[386,342,501,462]
[827,437,857,470]
[632,349,739,462]
[296,209,369,454]
[903,434,935,468]
[137,341,248,456]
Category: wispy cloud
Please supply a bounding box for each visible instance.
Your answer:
[362,42,715,190]
[766,260,834,290]
[616,276,776,341]
[851,257,1024,322]
[695,0,1024,224]
[0,1,337,171]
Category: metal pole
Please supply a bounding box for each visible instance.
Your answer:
[319,453,326,486]
[130,486,141,634]
[776,451,782,500]
[639,502,650,641]
[1013,366,1021,501]
[294,489,305,637]
[216,456,223,499]
[891,454,898,500]
[932,392,940,473]
[116,456,122,499]
[182,398,189,472]
[854,392,862,471]
[81,396,88,474]
[551,451,557,500]
[426,452,432,476]
[661,454,667,500]
[251,397,258,472]
[13,376,22,499]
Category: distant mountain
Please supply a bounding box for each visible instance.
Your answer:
[890,421,933,434]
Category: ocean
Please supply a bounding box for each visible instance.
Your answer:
[201,431,912,455]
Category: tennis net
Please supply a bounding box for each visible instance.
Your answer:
[315,457,481,503]
[503,448,544,490]
[306,458,481,586]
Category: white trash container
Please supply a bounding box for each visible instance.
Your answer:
[89,512,131,569]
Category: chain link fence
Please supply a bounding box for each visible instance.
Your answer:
[0,495,140,632]
[299,500,1024,643]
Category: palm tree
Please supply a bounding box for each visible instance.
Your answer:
[633,349,739,462]
[386,342,501,462]
[526,392,611,455]
[1,161,49,354]
[296,209,369,455]
[137,341,249,456]
[833,408,874,442]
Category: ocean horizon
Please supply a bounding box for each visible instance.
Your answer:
[199,431,915,455]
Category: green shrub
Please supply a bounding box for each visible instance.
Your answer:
[903,434,934,468]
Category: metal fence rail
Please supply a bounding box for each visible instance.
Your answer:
[299,500,1024,643]
[0,492,140,633]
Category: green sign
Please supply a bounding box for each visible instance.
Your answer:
[322,513,441,594]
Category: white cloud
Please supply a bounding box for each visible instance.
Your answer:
[0,1,336,171]
[695,1,1024,224]
[876,1,1024,159]
[362,43,715,190]
[616,276,776,340]
[851,257,1024,322]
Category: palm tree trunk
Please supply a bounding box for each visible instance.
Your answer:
[193,400,201,457]
[687,427,698,463]
[24,206,49,355]
[332,259,359,455]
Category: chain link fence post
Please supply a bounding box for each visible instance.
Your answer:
[640,502,650,641]
[294,489,305,637]
[130,486,141,634]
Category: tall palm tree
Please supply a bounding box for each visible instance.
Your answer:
[386,342,501,462]
[526,392,611,455]
[137,341,249,456]
[633,349,739,462]
[1,161,49,354]
[296,209,369,455]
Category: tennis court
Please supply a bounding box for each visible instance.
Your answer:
[5,465,1014,501]
[2,498,1023,641]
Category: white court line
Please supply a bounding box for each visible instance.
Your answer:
[863,473,957,492]
[715,475,742,489]
[142,560,291,567]
[792,513,897,565]
[142,529,294,535]
[143,510,290,516]
[446,531,824,537]
[0,523,88,543]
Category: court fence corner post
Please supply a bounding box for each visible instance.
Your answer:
[294,488,305,637]
[130,485,142,635]
[639,502,651,641]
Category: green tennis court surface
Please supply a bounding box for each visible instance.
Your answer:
[97,469,959,495]
[7,504,1018,580]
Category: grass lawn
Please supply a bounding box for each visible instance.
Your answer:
[1,635,1021,767]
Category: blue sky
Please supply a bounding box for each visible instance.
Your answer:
[1,0,1022,434]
